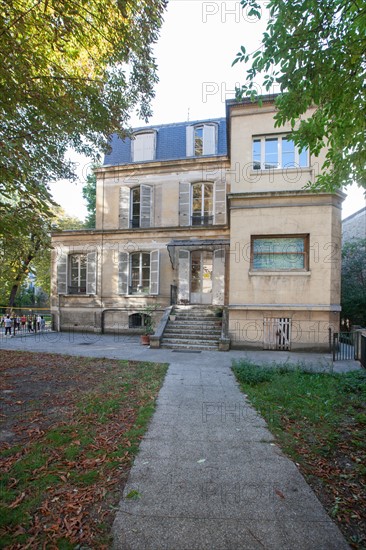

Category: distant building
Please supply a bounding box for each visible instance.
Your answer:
[342,207,366,243]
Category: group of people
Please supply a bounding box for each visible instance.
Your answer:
[1,313,46,335]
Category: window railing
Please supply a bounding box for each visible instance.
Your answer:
[191,214,213,226]
[68,286,86,294]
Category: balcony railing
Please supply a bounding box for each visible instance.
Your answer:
[191,215,213,226]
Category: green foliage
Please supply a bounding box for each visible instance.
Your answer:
[0,0,167,236]
[341,238,366,326]
[82,171,97,229]
[0,205,84,306]
[234,0,366,191]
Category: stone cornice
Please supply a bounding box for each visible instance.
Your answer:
[95,155,229,177]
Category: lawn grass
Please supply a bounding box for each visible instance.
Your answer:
[0,351,168,549]
[232,361,366,550]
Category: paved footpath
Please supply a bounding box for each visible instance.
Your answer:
[1,333,359,549]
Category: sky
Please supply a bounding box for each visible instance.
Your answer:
[49,0,365,220]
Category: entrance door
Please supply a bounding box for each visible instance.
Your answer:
[190,250,213,304]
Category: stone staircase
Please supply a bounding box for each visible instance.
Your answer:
[161,305,222,351]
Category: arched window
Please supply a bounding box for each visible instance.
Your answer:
[129,313,143,328]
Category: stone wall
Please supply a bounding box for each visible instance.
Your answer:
[342,207,366,243]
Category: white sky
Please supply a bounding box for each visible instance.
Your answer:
[49,0,365,220]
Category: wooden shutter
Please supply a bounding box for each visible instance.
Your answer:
[86,252,97,294]
[214,179,226,225]
[178,249,190,302]
[186,125,194,157]
[132,134,144,161]
[118,252,129,295]
[140,184,153,228]
[133,133,155,162]
[119,186,130,229]
[212,249,225,305]
[149,250,160,295]
[144,133,155,160]
[57,252,67,294]
[203,124,216,155]
[179,181,190,226]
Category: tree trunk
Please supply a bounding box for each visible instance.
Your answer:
[7,236,41,308]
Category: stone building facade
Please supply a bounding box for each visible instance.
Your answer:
[51,97,344,351]
[342,207,366,243]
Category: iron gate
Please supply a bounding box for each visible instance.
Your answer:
[332,332,357,361]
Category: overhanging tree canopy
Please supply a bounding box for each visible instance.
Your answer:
[0,0,167,234]
[233,0,366,192]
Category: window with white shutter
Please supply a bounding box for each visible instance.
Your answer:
[132,132,156,162]
[65,252,97,295]
[57,253,67,294]
[86,252,97,294]
[179,180,226,226]
[120,185,153,229]
[118,251,160,295]
[186,123,217,157]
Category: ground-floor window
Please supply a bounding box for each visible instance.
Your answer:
[128,313,152,329]
[119,250,159,296]
[69,254,87,294]
[130,252,151,294]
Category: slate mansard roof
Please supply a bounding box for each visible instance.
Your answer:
[103,117,227,166]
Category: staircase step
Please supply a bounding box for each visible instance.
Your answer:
[169,318,221,326]
[161,306,223,351]
[164,327,221,339]
[162,335,220,344]
[161,342,219,351]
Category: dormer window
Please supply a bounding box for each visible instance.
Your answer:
[194,126,203,156]
[132,131,156,162]
[186,123,217,157]
[253,135,309,170]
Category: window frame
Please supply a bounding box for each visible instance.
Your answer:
[252,134,309,170]
[131,130,156,162]
[186,123,217,157]
[190,182,214,226]
[130,186,141,228]
[68,253,87,294]
[250,234,310,272]
[194,125,204,156]
[129,251,151,295]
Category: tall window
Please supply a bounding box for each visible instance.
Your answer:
[194,126,204,156]
[132,132,155,162]
[69,254,87,293]
[186,124,217,157]
[124,185,152,229]
[130,252,151,294]
[253,136,308,170]
[191,183,213,225]
[251,236,309,271]
[131,187,141,228]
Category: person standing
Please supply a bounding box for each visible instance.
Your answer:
[4,315,12,336]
